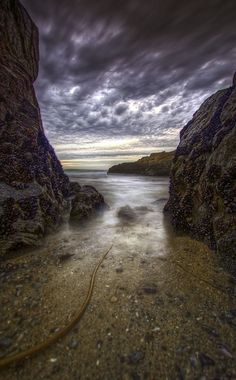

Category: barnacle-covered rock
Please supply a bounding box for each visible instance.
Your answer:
[0,1,106,254]
[165,75,236,274]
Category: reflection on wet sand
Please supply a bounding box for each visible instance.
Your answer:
[0,172,235,379]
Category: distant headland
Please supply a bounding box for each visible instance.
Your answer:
[108,151,175,176]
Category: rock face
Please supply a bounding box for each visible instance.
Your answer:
[0,1,106,254]
[108,151,175,176]
[164,78,236,273]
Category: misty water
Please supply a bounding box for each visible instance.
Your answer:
[67,171,171,256]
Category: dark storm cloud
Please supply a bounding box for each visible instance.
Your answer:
[115,103,128,115]
[21,0,236,160]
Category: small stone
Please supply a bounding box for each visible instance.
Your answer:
[0,337,13,349]
[96,340,103,349]
[68,338,79,349]
[49,358,57,363]
[201,325,219,338]
[131,372,141,380]
[219,344,233,358]
[110,296,118,303]
[116,267,123,273]
[144,333,154,343]
[31,299,40,308]
[117,206,137,221]
[175,365,184,380]
[122,374,130,380]
[57,252,75,261]
[190,355,198,368]
[231,317,236,326]
[50,327,60,334]
[32,282,41,290]
[199,353,215,367]
[128,351,145,364]
[229,309,236,316]
[143,285,157,294]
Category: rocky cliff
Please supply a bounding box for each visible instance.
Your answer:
[108,151,175,176]
[164,77,236,273]
[0,0,106,254]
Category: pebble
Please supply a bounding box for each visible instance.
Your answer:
[110,296,118,303]
[156,298,164,306]
[49,358,57,363]
[116,267,123,273]
[201,325,219,337]
[97,340,103,349]
[131,372,141,380]
[32,282,42,290]
[199,353,215,367]
[57,252,75,261]
[175,365,184,380]
[219,344,233,358]
[231,317,236,326]
[128,351,145,364]
[0,337,13,349]
[190,355,198,368]
[229,309,236,316]
[144,333,154,343]
[143,286,157,294]
[68,338,79,349]
[31,300,39,308]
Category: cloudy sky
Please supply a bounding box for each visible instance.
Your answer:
[22,0,236,170]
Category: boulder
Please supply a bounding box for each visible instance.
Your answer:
[117,205,137,222]
[70,184,108,220]
[164,77,236,274]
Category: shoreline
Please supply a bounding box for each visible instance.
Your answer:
[0,174,235,379]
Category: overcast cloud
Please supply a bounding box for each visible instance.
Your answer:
[21,0,236,169]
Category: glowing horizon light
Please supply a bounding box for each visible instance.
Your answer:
[55,137,141,152]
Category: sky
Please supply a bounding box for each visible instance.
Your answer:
[21,0,236,170]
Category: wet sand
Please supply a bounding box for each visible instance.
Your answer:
[0,173,235,379]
